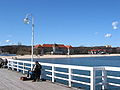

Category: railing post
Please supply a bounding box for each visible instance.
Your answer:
[12,61,14,70]
[68,68,72,87]
[7,60,10,69]
[23,63,25,74]
[31,62,33,71]
[52,66,55,82]
[102,68,107,90]
[17,61,19,72]
[90,68,95,90]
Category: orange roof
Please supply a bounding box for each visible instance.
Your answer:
[34,44,42,48]
[42,44,67,48]
[42,44,53,47]
[57,44,66,48]
[66,45,72,48]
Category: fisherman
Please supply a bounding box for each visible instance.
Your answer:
[27,61,42,82]
[32,61,42,82]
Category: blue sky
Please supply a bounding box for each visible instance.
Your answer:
[0,0,120,47]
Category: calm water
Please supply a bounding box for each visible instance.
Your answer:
[21,56,120,90]
[0,54,16,56]
[31,56,120,67]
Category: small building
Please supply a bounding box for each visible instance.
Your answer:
[43,44,67,55]
[34,44,43,55]
[88,49,107,54]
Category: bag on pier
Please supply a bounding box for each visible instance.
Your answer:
[20,77,28,81]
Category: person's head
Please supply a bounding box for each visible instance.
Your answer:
[35,61,39,64]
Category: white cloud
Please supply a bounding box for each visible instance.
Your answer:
[5,40,10,43]
[0,40,12,45]
[112,21,119,30]
[105,34,112,38]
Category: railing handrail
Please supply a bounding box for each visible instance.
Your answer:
[7,59,93,70]
[105,66,120,71]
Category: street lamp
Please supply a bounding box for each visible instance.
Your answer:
[24,14,34,70]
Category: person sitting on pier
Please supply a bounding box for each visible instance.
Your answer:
[27,61,42,82]
[0,58,4,68]
[3,59,8,68]
[0,58,8,68]
[32,61,42,82]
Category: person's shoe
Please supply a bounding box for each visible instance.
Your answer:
[36,79,40,82]
[32,80,36,82]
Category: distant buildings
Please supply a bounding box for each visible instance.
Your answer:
[106,45,112,48]
[0,44,120,55]
[34,44,73,55]
[34,44,114,55]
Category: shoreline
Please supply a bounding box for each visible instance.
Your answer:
[1,54,120,59]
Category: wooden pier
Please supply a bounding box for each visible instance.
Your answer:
[0,69,80,90]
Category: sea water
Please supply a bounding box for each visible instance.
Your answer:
[33,56,120,67]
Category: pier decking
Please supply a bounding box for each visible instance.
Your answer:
[0,69,80,90]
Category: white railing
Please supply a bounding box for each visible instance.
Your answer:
[6,59,120,90]
[105,67,120,87]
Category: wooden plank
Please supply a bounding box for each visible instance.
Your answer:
[0,69,82,90]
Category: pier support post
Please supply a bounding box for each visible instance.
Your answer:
[90,68,95,90]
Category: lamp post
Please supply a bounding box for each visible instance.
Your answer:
[66,45,71,55]
[24,14,34,70]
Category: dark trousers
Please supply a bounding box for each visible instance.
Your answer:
[33,71,41,81]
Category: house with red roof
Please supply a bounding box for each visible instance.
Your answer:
[34,44,42,48]
[88,49,107,54]
[34,44,73,55]
[34,44,43,55]
[43,44,67,55]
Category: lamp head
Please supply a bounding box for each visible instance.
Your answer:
[23,18,30,24]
